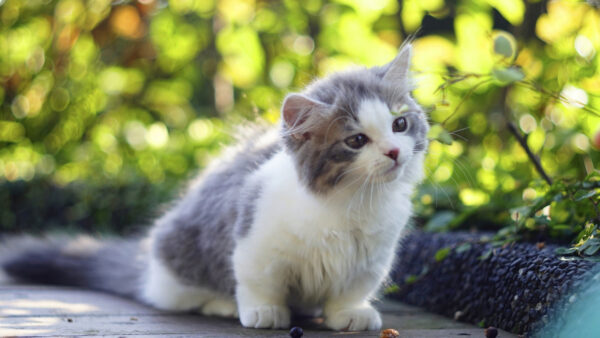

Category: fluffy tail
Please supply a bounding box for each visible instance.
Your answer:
[0,235,147,299]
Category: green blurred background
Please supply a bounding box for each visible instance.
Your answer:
[1,0,599,242]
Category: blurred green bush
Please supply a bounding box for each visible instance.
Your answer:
[0,0,599,241]
[0,177,175,234]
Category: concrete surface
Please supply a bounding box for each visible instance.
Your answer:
[0,285,517,337]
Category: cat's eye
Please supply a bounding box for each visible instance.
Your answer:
[392,117,408,133]
[344,133,369,149]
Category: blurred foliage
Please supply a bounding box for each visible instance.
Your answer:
[0,177,174,235]
[1,0,600,247]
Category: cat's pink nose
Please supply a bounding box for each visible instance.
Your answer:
[385,148,399,161]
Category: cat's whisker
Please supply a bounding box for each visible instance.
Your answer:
[368,173,376,213]
[422,166,455,209]
[449,133,468,142]
[452,157,476,188]
[344,103,359,121]
[346,176,367,216]
[450,126,470,134]
[357,175,369,210]
[337,106,357,120]
[448,127,469,141]
[332,163,368,187]
[327,172,368,206]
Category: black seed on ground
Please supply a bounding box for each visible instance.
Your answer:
[289,326,303,338]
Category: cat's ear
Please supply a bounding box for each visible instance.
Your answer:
[282,93,328,139]
[383,44,412,85]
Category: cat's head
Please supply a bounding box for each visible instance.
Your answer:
[281,44,429,195]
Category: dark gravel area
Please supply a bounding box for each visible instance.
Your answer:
[388,231,599,336]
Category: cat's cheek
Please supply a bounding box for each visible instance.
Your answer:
[354,151,379,177]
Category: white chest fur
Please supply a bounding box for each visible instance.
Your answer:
[232,151,413,308]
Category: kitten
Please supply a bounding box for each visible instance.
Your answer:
[1,44,429,331]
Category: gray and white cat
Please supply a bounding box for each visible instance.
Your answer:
[1,45,429,331]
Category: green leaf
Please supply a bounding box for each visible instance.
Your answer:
[384,283,400,294]
[492,67,525,84]
[437,130,453,145]
[533,215,550,225]
[455,242,472,254]
[435,247,451,262]
[578,238,600,253]
[575,222,597,243]
[574,189,598,201]
[555,247,577,255]
[493,34,514,57]
[479,249,493,260]
[584,244,600,256]
[581,181,600,189]
[427,124,453,145]
[404,275,419,284]
[424,211,456,232]
[551,224,574,231]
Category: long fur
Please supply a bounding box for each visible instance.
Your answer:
[0,235,146,298]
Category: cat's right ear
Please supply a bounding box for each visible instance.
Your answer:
[282,93,328,140]
[382,44,412,85]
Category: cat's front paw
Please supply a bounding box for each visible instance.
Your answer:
[239,305,291,329]
[325,306,382,331]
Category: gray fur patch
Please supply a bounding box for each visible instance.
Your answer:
[402,110,429,153]
[153,129,280,295]
[234,183,262,238]
[306,139,358,192]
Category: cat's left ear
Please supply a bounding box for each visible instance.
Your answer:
[382,44,412,85]
[282,93,329,140]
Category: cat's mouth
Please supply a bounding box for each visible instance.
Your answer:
[386,162,400,173]
[382,161,402,178]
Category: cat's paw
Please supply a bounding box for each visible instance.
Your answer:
[200,298,238,318]
[239,305,291,329]
[325,306,382,331]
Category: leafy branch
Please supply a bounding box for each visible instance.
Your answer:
[426,30,600,260]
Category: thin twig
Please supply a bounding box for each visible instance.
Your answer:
[501,88,553,186]
[441,78,492,126]
[506,121,553,185]
[517,81,600,118]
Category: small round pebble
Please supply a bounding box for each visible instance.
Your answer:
[485,326,498,338]
[289,326,303,338]
[380,328,400,338]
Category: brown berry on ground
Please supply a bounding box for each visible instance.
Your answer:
[380,328,400,338]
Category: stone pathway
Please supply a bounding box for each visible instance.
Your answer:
[0,285,516,337]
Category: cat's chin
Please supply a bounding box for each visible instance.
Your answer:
[378,162,404,182]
